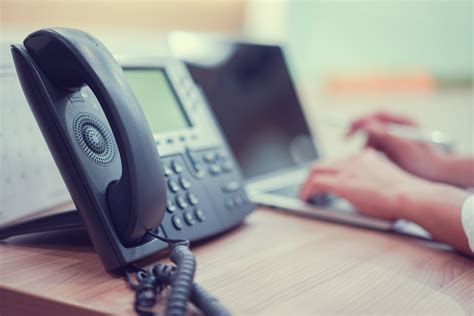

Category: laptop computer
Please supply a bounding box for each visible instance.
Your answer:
[169,34,429,236]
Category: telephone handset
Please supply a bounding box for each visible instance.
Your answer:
[9,28,254,271]
[12,28,166,247]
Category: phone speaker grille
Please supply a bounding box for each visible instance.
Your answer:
[73,113,116,165]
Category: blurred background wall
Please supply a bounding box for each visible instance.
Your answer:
[2,0,471,87]
[286,1,473,87]
[1,0,473,156]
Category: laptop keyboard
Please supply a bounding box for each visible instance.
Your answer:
[267,185,337,206]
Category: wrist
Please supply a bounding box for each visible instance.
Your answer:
[396,178,470,223]
[435,156,474,188]
[431,153,452,183]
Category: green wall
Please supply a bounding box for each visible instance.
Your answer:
[285,0,473,84]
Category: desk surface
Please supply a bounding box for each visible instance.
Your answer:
[1,208,473,315]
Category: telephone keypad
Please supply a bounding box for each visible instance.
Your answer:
[160,149,253,241]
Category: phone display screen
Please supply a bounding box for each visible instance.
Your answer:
[124,69,191,134]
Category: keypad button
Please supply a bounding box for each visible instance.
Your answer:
[163,165,173,177]
[217,150,227,160]
[187,192,199,205]
[171,160,183,174]
[167,179,180,193]
[172,215,183,230]
[179,176,191,190]
[183,211,195,226]
[203,152,214,163]
[194,208,205,222]
[221,180,239,193]
[166,200,177,213]
[209,164,221,175]
[175,195,188,209]
[186,148,200,165]
[194,164,205,178]
[225,198,234,209]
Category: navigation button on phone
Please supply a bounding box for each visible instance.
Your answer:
[222,180,239,193]
[209,164,221,175]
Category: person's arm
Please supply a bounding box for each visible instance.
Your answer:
[436,156,474,188]
[299,150,473,257]
[348,113,474,188]
[397,181,472,255]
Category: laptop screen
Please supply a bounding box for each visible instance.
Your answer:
[171,38,319,179]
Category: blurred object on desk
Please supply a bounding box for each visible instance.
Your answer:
[0,44,71,226]
[325,72,435,94]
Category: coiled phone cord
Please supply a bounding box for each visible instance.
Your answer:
[153,264,231,316]
[126,231,230,316]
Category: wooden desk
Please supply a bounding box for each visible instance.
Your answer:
[1,208,473,315]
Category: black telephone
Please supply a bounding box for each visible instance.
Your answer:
[6,28,254,271]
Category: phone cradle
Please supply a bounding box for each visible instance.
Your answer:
[0,210,84,240]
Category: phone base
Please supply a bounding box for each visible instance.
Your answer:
[0,210,83,240]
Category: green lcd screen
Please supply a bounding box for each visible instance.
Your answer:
[124,69,191,134]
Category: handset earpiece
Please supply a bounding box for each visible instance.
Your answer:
[23,28,166,245]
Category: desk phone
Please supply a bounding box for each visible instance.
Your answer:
[121,61,254,242]
[4,28,254,271]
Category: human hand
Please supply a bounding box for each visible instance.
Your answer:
[347,111,449,184]
[346,111,418,137]
[299,149,430,220]
[299,149,473,255]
